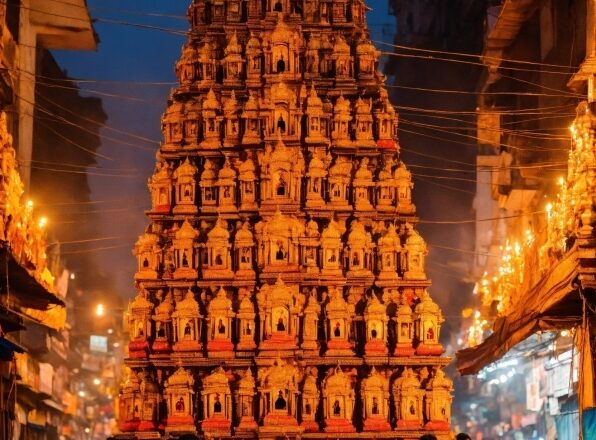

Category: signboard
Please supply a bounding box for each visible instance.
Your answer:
[89,335,108,353]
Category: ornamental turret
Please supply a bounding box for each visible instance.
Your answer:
[173,158,198,214]
[148,161,173,213]
[152,291,174,354]
[127,290,153,359]
[172,289,202,353]
[206,287,235,355]
[322,366,356,432]
[223,33,244,86]
[164,367,196,432]
[201,367,233,435]
[200,89,223,149]
[204,218,234,279]
[361,367,391,431]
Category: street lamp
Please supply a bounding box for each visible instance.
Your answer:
[95,303,105,317]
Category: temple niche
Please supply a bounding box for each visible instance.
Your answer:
[216,158,237,213]
[138,372,160,431]
[119,2,453,438]
[377,223,402,280]
[173,220,199,279]
[164,367,196,432]
[376,159,396,212]
[320,220,343,276]
[361,368,391,431]
[300,219,321,273]
[201,367,232,435]
[345,219,373,277]
[236,290,257,353]
[394,368,424,429]
[258,358,300,433]
[199,159,218,212]
[403,223,428,280]
[148,161,172,213]
[300,288,320,352]
[305,153,327,208]
[127,289,153,359]
[118,370,141,432]
[255,209,303,272]
[300,368,320,432]
[172,289,202,353]
[325,286,354,356]
[161,101,184,151]
[235,368,258,432]
[223,33,243,86]
[234,221,256,279]
[173,158,198,215]
[152,291,174,354]
[200,89,223,149]
[257,278,300,352]
[424,368,453,431]
[238,156,257,211]
[364,294,389,356]
[206,287,235,356]
[322,367,356,432]
[414,290,445,356]
[133,228,161,281]
[395,161,416,214]
[394,294,415,356]
[203,218,234,280]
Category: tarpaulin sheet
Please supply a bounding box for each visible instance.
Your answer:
[457,248,580,375]
[583,407,596,439]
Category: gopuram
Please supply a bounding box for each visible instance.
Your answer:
[117,1,452,439]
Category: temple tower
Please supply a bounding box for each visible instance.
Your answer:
[119,1,452,439]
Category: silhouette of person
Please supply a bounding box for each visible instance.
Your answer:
[276,244,286,260]
[333,400,341,415]
[218,319,226,334]
[371,326,377,339]
[184,322,192,337]
[372,397,379,415]
[176,397,185,412]
[277,57,286,73]
[409,400,415,415]
[334,322,341,337]
[427,326,434,340]
[214,395,222,413]
[276,177,286,196]
[277,317,285,331]
[182,252,189,267]
[274,391,286,410]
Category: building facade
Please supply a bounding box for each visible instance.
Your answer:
[457,0,596,438]
[0,2,108,440]
[117,1,453,439]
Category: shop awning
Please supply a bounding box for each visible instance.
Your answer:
[0,335,25,360]
[0,246,65,310]
[456,246,582,375]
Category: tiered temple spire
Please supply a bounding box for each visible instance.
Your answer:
[119,1,452,439]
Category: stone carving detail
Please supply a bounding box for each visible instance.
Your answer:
[121,2,452,437]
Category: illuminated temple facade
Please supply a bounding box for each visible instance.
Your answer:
[118,1,452,439]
